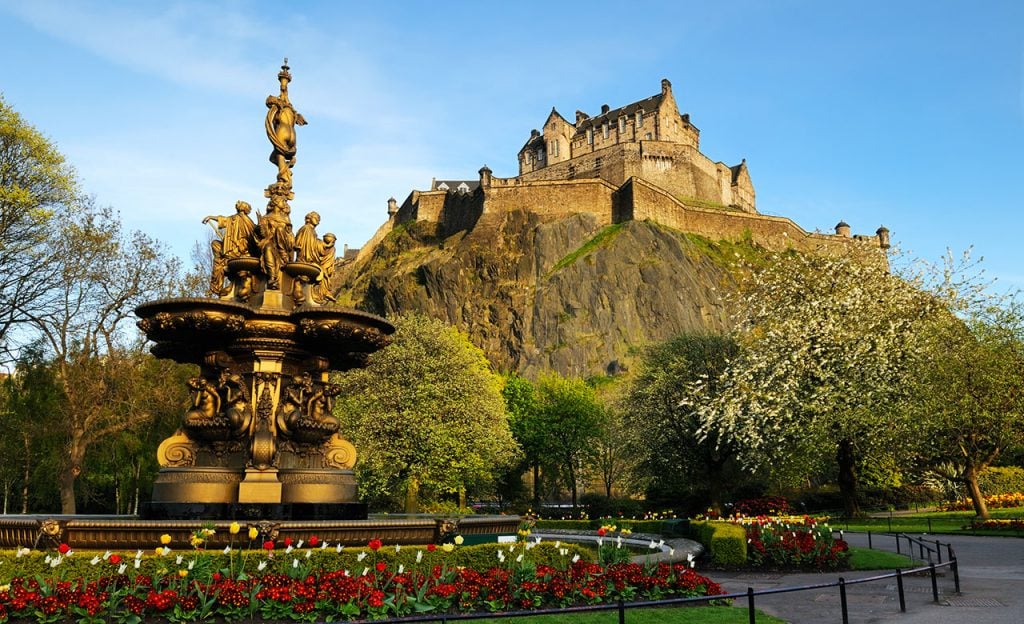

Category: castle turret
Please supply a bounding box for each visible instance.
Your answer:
[661,78,672,95]
[387,197,398,217]
[575,110,589,124]
[835,221,851,238]
[479,165,492,188]
[876,226,890,250]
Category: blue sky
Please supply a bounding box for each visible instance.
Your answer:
[2,1,1022,287]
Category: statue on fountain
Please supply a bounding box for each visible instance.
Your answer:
[137,60,394,519]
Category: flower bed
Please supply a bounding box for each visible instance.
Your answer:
[939,492,1024,511]
[736,516,848,570]
[967,518,1024,531]
[0,537,726,622]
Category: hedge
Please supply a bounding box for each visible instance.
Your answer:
[690,520,746,566]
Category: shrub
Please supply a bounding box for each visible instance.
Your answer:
[734,496,790,516]
[980,467,1024,496]
[690,520,747,566]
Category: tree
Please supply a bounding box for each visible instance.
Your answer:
[26,201,183,513]
[336,314,520,512]
[911,261,1024,518]
[698,250,937,517]
[0,96,79,356]
[531,373,605,508]
[0,343,62,513]
[588,377,637,499]
[624,332,750,513]
[503,374,544,506]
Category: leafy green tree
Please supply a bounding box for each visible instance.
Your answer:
[336,314,520,512]
[625,332,750,513]
[0,343,62,513]
[912,294,1024,518]
[532,373,605,508]
[0,95,80,355]
[26,201,183,513]
[698,250,938,517]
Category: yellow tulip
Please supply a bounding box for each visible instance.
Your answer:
[441,543,454,552]
[178,569,188,578]
[229,522,240,535]
[453,535,464,545]
[160,534,172,545]
[248,526,259,540]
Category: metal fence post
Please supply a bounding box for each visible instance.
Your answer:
[936,540,942,564]
[839,577,849,624]
[930,563,939,602]
[949,546,961,594]
[747,587,756,624]
[618,598,625,624]
[896,568,906,612]
[895,534,901,555]
[868,531,873,549]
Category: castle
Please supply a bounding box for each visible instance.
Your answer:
[356,79,889,261]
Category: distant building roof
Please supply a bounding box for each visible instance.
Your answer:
[432,180,479,194]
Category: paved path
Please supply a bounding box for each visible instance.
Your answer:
[710,532,1024,623]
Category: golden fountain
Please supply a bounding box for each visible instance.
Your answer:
[0,61,517,549]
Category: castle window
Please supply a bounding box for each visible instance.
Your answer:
[568,165,576,179]
[644,132,652,140]
[587,128,593,144]
[618,117,626,134]
[594,157,603,171]
[549,140,558,157]
[636,110,643,127]
[602,123,609,139]
[537,148,545,163]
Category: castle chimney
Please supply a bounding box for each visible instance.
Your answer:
[661,78,672,95]
[601,104,610,114]
[835,221,851,238]
[479,165,493,188]
[876,226,891,250]
[387,197,398,217]
[575,110,589,124]
[530,129,539,137]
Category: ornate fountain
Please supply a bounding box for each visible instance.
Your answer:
[0,61,519,548]
[135,60,392,520]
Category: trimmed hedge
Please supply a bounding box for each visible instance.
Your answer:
[690,520,746,566]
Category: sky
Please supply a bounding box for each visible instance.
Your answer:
[1,1,1022,287]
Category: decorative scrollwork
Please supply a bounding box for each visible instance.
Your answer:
[157,431,198,467]
[323,435,357,469]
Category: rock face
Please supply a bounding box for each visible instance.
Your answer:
[336,210,740,377]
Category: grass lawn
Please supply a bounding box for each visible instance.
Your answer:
[481,606,785,624]
[848,546,914,570]
[834,506,1024,536]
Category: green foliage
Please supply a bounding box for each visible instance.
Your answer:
[0,96,80,347]
[624,332,750,513]
[980,467,1024,496]
[550,224,624,273]
[336,314,520,511]
[690,521,746,566]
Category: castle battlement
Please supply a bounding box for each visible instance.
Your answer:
[357,80,889,263]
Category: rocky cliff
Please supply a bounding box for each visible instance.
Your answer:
[335,210,749,377]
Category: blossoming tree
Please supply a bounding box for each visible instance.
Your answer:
[697,250,937,517]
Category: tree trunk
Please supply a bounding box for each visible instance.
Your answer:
[965,464,989,519]
[21,435,30,514]
[60,467,78,515]
[532,464,541,508]
[458,485,466,509]
[837,438,861,518]
[404,476,420,514]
